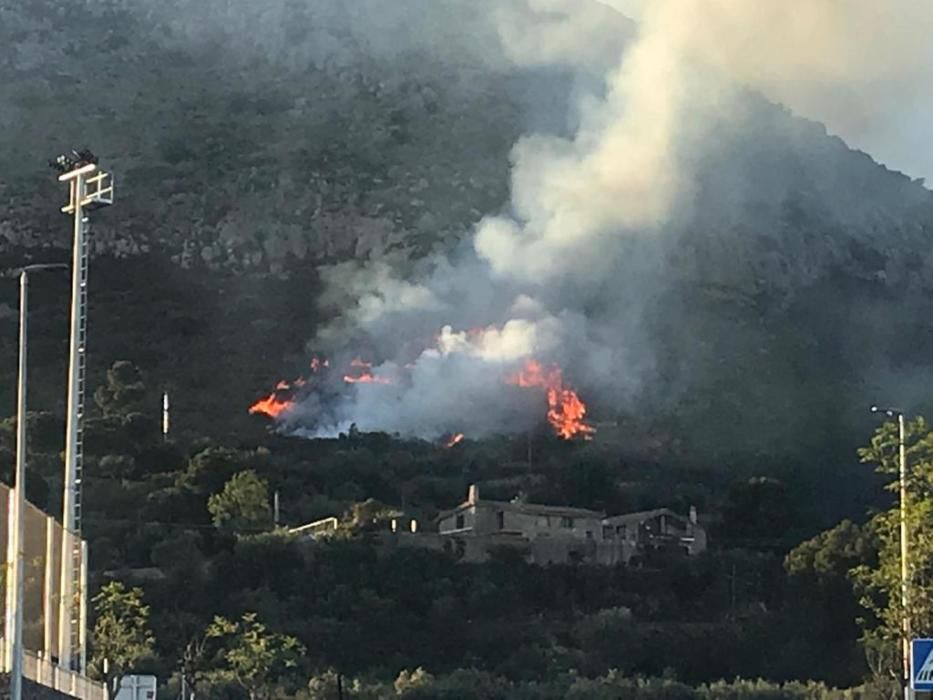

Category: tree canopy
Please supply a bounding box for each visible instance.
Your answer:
[90,581,156,691]
[208,470,272,533]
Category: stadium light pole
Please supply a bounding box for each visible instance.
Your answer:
[8,264,68,700]
[52,149,113,671]
[870,405,913,700]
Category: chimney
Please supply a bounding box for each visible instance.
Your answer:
[467,483,479,505]
[689,506,698,525]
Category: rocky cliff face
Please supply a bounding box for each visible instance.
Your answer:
[673,97,933,302]
[0,0,531,272]
[3,0,932,302]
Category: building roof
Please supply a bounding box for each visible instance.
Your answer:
[603,508,697,527]
[437,498,605,522]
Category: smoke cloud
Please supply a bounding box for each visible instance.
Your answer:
[268,0,933,442]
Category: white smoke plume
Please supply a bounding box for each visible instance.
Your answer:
[272,0,933,441]
[478,0,933,282]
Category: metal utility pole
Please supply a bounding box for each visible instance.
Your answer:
[898,412,912,700]
[8,264,67,700]
[53,150,113,671]
[10,271,27,700]
[871,406,914,700]
[162,392,170,441]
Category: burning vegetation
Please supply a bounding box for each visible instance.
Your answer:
[248,381,299,419]
[343,358,394,385]
[507,360,596,440]
[249,341,595,442]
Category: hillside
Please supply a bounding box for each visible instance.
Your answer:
[2,0,933,496]
[4,2,932,696]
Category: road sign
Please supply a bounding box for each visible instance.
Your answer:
[912,638,933,690]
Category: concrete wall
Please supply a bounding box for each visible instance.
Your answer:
[439,504,604,541]
[495,507,604,541]
[0,673,83,700]
[438,505,476,534]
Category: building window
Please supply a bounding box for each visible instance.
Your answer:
[585,530,593,540]
[497,511,505,529]
[561,516,574,528]
[455,514,465,529]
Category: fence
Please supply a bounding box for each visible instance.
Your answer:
[0,483,105,700]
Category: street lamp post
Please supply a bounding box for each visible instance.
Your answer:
[870,405,913,700]
[7,264,68,700]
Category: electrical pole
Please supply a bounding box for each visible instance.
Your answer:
[54,151,113,671]
[898,412,912,700]
[871,406,914,700]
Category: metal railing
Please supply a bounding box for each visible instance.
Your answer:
[288,517,338,538]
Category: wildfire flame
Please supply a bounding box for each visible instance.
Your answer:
[444,433,465,448]
[249,378,304,419]
[248,344,595,444]
[343,358,393,385]
[249,391,295,419]
[507,360,596,440]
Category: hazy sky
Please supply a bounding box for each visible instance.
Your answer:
[607,0,933,184]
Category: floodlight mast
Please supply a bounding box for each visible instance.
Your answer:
[54,151,113,672]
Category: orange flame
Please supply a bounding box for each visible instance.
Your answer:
[249,378,303,419]
[507,360,596,440]
[343,358,394,385]
[444,433,465,448]
[249,392,295,419]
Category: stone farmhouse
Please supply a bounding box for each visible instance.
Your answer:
[291,484,708,567]
[431,485,707,565]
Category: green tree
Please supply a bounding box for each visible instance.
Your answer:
[94,361,148,417]
[853,416,933,681]
[784,520,875,685]
[337,498,400,537]
[182,446,256,496]
[785,519,875,585]
[208,470,272,533]
[90,581,156,692]
[720,476,797,547]
[206,612,304,700]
